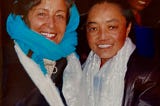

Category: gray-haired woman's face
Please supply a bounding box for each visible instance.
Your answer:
[27,0,68,44]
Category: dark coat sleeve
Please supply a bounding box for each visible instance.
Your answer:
[123,51,160,106]
[135,63,160,106]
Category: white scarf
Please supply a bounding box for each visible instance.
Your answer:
[80,38,135,106]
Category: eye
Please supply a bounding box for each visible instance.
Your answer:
[37,12,47,18]
[86,26,98,32]
[108,25,118,30]
[56,14,65,19]
[55,12,66,21]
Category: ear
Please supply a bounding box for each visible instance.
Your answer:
[126,22,132,37]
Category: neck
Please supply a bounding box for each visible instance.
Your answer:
[132,9,142,25]
[100,58,109,68]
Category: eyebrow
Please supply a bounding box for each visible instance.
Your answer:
[105,19,119,23]
[87,19,119,25]
[55,10,67,13]
[34,8,67,13]
[86,22,97,25]
[34,8,47,11]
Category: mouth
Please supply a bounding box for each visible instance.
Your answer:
[98,44,112,48]
[40,32,56,40]
[138,0,149,5]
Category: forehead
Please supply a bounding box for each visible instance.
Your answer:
[35,0,67,10]
[87,2,126,23]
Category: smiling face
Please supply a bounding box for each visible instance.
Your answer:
[27,0,68,43]
[86,2,131,65]
[128,0,152,12]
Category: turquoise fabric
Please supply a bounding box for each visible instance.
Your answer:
[6,4,80,74]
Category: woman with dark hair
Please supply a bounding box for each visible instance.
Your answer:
[78,0,160,105]
[6,0,82,105]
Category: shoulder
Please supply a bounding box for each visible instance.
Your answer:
[67,52,79,60]
[64,52,82,75]
[126,49,160,88]
[125,50,160,105]
[66,52,81,65]
[127,49,159,71]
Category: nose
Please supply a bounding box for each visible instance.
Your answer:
[98,27,108,40]
[47,16,55,28]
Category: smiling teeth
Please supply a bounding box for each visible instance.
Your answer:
[41,32,55,38]
[98,44,112,48]
[138,0,146,4]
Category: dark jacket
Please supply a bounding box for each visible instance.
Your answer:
[16,58,68,106]
[122,50,160,106]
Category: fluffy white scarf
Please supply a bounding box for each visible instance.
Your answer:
[80,38,135,106]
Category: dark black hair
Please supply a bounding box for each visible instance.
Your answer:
[88,0,133,27]
[12,0,41,17]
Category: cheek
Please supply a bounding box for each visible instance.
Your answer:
[115,34,126,50]
[87,35,95,47]
[58,24,66,40]
[88,37,99,53]
[28,17,43,31]
[56,24,67,42]
[59,24,66,33]
[30,22,41,31]
[129,1,137,8]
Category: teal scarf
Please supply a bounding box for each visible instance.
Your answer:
[6,4,80,75]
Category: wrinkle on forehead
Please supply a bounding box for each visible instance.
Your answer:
[38,0,67,12]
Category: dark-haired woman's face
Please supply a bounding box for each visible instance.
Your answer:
[86,2,131,64]
[27,0,68,43]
